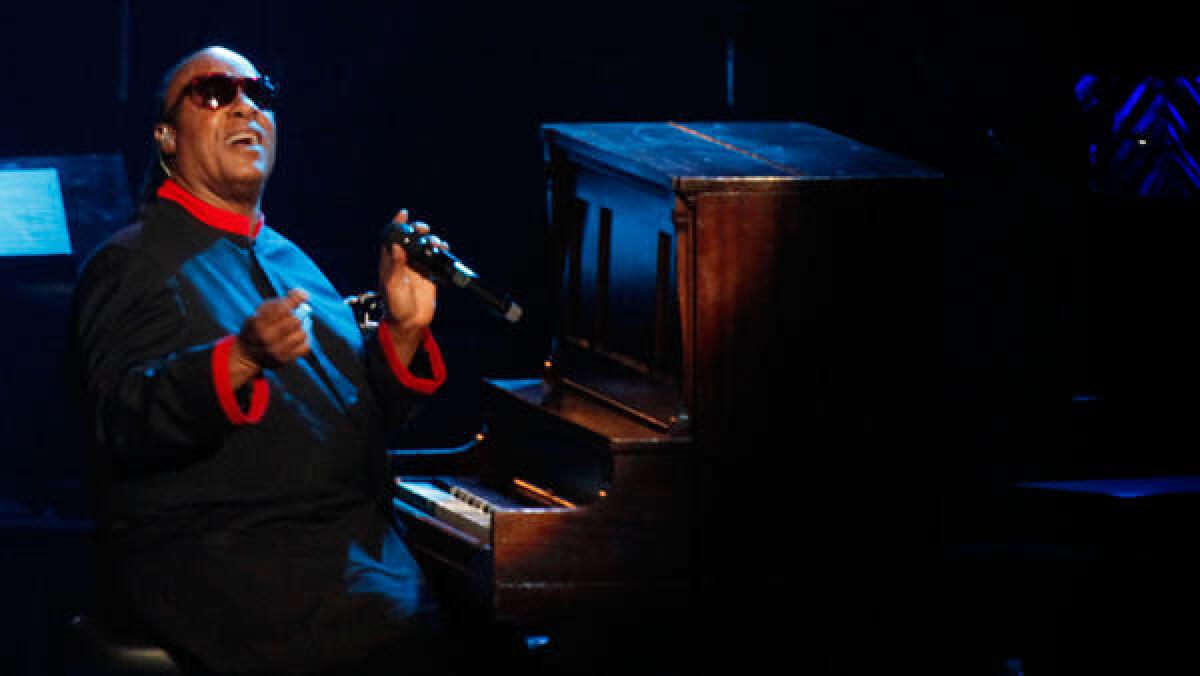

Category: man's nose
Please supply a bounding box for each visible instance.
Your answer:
[229,89,262,117]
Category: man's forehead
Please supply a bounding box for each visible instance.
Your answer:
[166,49,259,97]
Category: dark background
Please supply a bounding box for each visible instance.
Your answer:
[3,1,1199,673]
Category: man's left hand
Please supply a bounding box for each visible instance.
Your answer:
[379,209,441,361]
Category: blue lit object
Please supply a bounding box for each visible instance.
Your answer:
[1075,74,1099,106]
[1076,72,1200,199]
[0,168,71,256]
[1018,476,1200,499]
[524,634,551,650]
[725,36,736,110]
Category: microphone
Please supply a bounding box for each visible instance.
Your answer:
[381,220,524,324]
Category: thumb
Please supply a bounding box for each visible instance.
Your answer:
[284,287,310,309]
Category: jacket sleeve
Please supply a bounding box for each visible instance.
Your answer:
[71,244,244,473]
[358,322,446,433]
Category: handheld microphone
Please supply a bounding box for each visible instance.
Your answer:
[381,221,524,324]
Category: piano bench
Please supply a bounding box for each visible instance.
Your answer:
[65,614,181,675]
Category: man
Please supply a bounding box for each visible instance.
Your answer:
[70,46,457,674]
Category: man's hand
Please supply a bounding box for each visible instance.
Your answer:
[229,288,312,385]
[380,209,441,364]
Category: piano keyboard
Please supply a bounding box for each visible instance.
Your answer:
[449,484,495,513]
[394,479,492,541]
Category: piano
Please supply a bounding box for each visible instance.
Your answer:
[390,122,944,664]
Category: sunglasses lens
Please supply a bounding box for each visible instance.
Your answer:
[193,75,239,109]
[243,78,277,110]
[184,74,277,112]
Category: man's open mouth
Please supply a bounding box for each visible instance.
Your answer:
[226,131,262,146]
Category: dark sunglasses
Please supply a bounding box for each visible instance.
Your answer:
[163,72,279,119]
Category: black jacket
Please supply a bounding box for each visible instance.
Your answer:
[70,194,445,674]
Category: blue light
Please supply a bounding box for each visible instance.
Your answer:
[0,168,71,257]
[1075,73,1099,109]
[1018,477,1200,499]
[1077,73,1200,198]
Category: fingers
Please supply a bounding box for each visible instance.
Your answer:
[425,233,449,251]
[237,290,313,370]
[255,289,308,321]
[408,222,449,251]
[379,211,446,329]
[284,287,309,310]
[387,208,449,251]
[381,221,449,270]
[255,311,304,345]
[382,242,406,282]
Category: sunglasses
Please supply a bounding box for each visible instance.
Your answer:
[163,72,279,119]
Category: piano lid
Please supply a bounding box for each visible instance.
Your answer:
[541,121,942,192]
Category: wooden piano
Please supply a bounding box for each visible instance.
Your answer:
[391,122,943,665]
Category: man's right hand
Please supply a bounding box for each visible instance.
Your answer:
[229,288,312,385]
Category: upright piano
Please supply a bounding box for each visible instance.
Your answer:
[390,122,944,665]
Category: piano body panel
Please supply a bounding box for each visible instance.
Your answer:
[390,495,494,616]
[682,178,946,449]
[489,492,693,623]
[547,149,687,433]
[399,474,694,625]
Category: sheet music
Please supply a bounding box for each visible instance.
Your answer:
[0,168,71,257]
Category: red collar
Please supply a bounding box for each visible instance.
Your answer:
[156,179,264,238]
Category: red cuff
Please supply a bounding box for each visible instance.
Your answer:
[378,323,446,395]
[212,335,270,424]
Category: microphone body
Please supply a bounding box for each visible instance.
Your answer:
[382,221,523,324]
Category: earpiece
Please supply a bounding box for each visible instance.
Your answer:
[155,125,175,177]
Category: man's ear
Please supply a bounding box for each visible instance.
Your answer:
[155,124,176,155]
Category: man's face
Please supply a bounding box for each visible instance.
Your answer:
[161,48,277,203]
